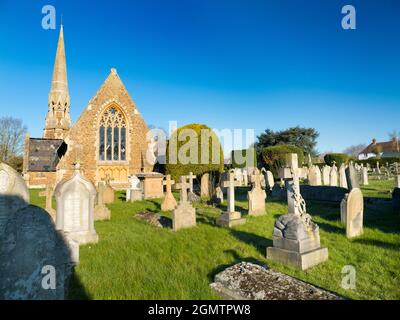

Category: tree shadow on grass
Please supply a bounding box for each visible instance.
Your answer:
[229,229,272,256]
[118,191,127,202]
[207,249,267,282]
[352,238,400,251]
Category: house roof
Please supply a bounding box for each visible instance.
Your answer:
[359,138,400,155]
[27,138,67,172]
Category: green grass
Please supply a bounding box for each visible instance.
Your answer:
[29,180,400,300]
[360,179,396,199]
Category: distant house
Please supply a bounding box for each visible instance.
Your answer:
[358,138,400,160]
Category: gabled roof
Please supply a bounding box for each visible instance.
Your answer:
[359,138,400,155]
[27,138,67,172]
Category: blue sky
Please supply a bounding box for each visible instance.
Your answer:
[0,0,399,154]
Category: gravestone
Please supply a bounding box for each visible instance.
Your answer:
[55,164,98,245]
[127,175,143,202]
[187,172,200,202]
[308,165,322,186]
[322,165,330,185]
[161,175,177,211]
[102,175,115,204]
[234,168,244,186]
[94,182,111,221]
[247,169,266,216]
[396,176,400,189]
[243,169,248,186]
[38,184,56,221]
[217,169,246,227]
[0,205,77,299]
[200,173,210,198]
[329,163,338,187]
[339,164,348,189]
[267,154,328,270]
[173,176,196,231]
[0,162,30,233]
[341,188,364,238]
[261,168,274,191]
[361,167,369,186]
[345,162,360,190]
[213,186,224,205]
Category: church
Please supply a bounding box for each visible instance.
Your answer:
[23,25,153,189]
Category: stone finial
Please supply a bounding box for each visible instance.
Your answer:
[111,68,117,75]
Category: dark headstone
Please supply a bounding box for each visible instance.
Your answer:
[393,188,400,215]
[345,164,360,190]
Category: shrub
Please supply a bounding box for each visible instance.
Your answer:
[165,123,224,181]
[356,157,400,167]
[261,144,304,178]
[324,153,349,167]
[231,148,257,168]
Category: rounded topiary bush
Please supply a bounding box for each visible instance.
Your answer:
[261,144,304,178]
[324,153,349,167]
[165,123,224,181]
[231,149,257,168]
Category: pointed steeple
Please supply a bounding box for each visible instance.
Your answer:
[43,24,71,139]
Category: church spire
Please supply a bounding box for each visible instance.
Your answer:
[43,24,71,139]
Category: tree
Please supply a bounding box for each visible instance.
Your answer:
[0,117,27,164]
[388,129,400,141]
[255,127,319,166]
[343,144,367,158]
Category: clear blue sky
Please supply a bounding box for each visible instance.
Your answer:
[0,0,399,154]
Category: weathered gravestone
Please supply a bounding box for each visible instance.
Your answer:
[173,176,196,231]
[94,182,111,221]
[213,186,224,205]
[0,162,30,233]
[322,165,330,186]
[102,175,115,204]
[361,167,369,186]
[396,176,400,189]
[261,168,274,191]
[38,184,56,221]
[267,154,328,270]
[0,205,77,299]
[217,169,246,227]
[247,169,266,216]
[161,174,177,211]
[308,165,322,186]
[200,173,210,198]
[243,169,248,186]
[340,188,364,238]
[54,164,98,245]
[127,174,142,202]
[345,162,360,190]
[339,164,348,189]
[187,172,200,202]
[329,163,338,187]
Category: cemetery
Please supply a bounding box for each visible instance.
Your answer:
[1,3,399,302]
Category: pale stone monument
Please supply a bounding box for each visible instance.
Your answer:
[187,172,200,202]
[243,169,249,186]
[322,165,330,185]
[0,162,30,233]
[136,173,164,199]
[341,188,364,238]
[247,169,266,216]
[329,163,338,187]
[339,164,348,189]
[396,175,400,188]
[308,165,322,186]
[261,168,274,191]
[345,162,360,190]
[267,154,328,270]
[0,205,76,299]
[102,175,115,204]
[55,164,98,245]
[38,184,56,221]
[127,174,143,202]
[94,182,111,221]
[161,174,177,211]
[200,173,210,198]
[173,176,196,231]
[213,186,224,205]
[234,168,244,186]
[217,169,246,227]
[361,167,369,186]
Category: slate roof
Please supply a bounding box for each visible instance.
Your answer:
[27,138,67,172]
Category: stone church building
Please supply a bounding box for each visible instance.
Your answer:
[23,26,153,189]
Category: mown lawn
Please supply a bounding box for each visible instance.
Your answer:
[30,180,400,300]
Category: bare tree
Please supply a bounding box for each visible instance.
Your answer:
[343,144,367,157]
[388,129,400,141]
[0,117,27,162]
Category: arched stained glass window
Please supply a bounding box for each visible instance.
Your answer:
[99,106,127,161]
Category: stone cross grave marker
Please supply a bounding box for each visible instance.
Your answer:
[161,174,177,211]
[216,169,246,227]
[173,176,196,231]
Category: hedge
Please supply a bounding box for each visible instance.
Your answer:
[324,153,349,167]
[165,123,224,181]
[356,157,400,167]
[261,144,304,178]
[231,148,257,168]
